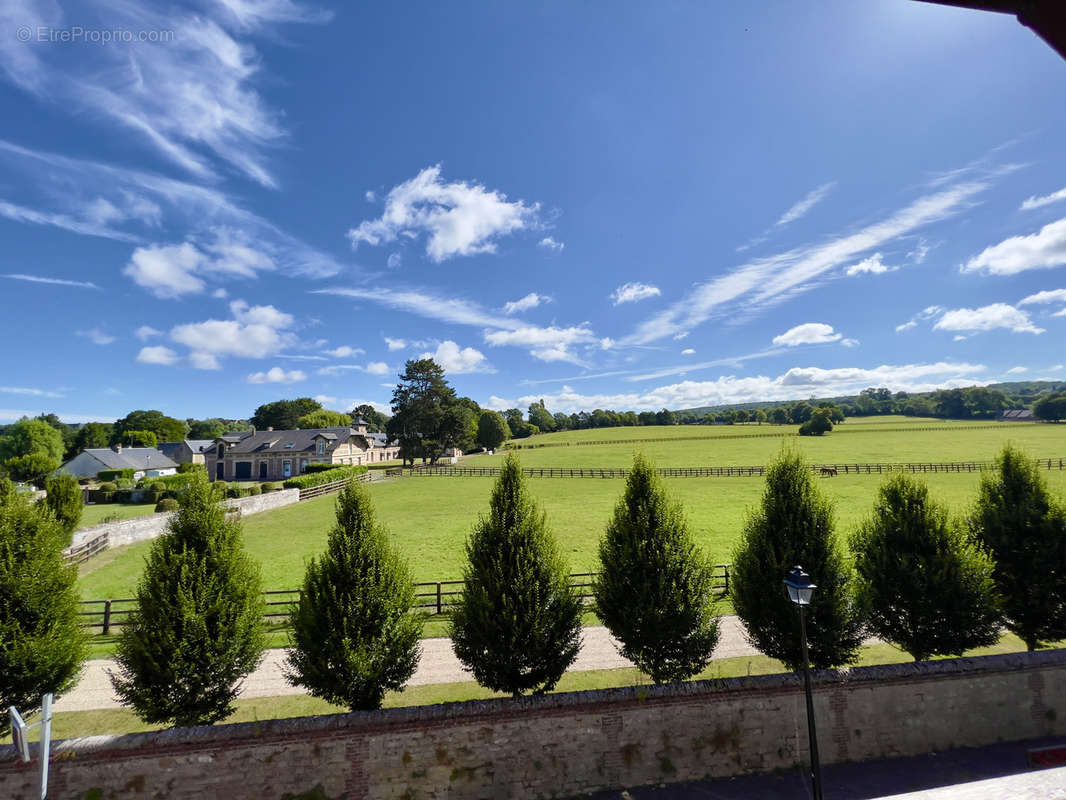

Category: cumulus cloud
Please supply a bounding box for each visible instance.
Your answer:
[776,182,836,227]
[1021,187,1066,211]
[841,338,860,348]
[962,218,1066,275]
[845,253,897,276]
[135,325,162,340]
[484,325,596,363]
[169,299,296,366]
[538,237,564,251]
[772,323,842,347]
[1018,289,1066,306]
[518,361,987,413]
[136,346,179,365]
[933,303,1044,335]
[247,367,307,384]
[895,305,947,333]
[385,337,408,351]
[503,292,551,314]
[419,341,494,374]
[347,166,539,261]
[611,282,661,305]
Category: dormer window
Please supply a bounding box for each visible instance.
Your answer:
[316,439,325,456]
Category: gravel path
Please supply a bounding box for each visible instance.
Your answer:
[56,616,757,713]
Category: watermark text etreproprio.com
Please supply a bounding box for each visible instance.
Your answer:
[15,26,175,45]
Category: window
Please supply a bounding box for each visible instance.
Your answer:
[217,444,225,458]
[282,460,292,478]
[316,439,325,455]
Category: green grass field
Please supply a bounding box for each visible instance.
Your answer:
[483,419,1066,468]
[77,467,1066,600]
[78,502,158,529]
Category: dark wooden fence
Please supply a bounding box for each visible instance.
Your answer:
[77,566,732,634]
[63,531,110,566]
[402,458,1066,479]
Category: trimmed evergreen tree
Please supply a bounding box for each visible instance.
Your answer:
[111,474,265,727]
[593,454,719,683]
[285,479,421,710]
[0,492,86,735]
[731,448,864,670]
[850,472,1001,661]
[451,453,582,696]
[43,473,83,543]
[969,444,1066,650]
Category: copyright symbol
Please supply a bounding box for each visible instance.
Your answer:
[16,26,32,42]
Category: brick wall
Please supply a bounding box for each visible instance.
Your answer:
[1,649,1063,799]
[69,489,300,550]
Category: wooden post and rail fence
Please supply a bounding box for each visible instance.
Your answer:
[76,566,733,635]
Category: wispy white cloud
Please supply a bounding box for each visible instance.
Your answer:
[517,361,987,413]
[776,182,836,227]
[0,199,139,241]
[2,272,100,289]
[933,303,1044,335]
[1005,366,1027,374]
[681,348,695,355]
[0,2,330,187]
[316,361,391,377]
[895,321,918,333]
[503,292,551,315]
[963,217,1066,275]
[538,236,564,251]
[419,341,494,374]
[247,366,307,384]
[1021,187,1066,211]
[347,166,540,261]
[627,181,988,344]
[322,345,365,358]
[483,325,597,364]
[0,385,62,398]
[772,322,842,347]
[611,282,661,305]
[77,327,116,345]
[135,326,162,340]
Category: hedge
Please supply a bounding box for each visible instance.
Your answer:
[282,465,368,489]
[302,463,340,474]
[98,469,135,482]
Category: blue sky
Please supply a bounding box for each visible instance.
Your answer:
[2,0,1066,423]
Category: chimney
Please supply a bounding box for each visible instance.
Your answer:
[112,443,122,454]
[250,426,256,435]
[267,426,273,432]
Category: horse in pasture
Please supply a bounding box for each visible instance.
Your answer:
[820,466,838,477]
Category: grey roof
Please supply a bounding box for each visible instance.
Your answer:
[999,409,1034,420]
[367,432,398,447]
[216,427,366,455]
[158,440,215,459]
[82,448,179,471]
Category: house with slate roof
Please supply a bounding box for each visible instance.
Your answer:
[158,439,215,466]
[59,444,179,479]
[204,418,400,482]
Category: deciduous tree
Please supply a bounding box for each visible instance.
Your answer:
[476,411,510,451]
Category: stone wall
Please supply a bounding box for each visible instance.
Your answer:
[1,649,1063,799]
[69,489,300,550]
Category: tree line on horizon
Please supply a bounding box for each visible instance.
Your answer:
[2,441,1065,733]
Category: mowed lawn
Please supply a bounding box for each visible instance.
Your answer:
[78,502,158,529]
[76,467,1066,600]
[477,419,1066,468]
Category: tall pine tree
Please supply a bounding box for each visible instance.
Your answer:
[969,444,1066,650]
[111,474,265,727]
[0,492,85,734]
[594,454,719,683]
[732,448,864,670]
[851,472,1001,661]
[286,479,421,710]
[451,453,582,696]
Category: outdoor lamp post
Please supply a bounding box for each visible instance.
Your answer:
[784,565,823,800]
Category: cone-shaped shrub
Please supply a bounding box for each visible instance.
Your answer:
[285,479,421,710]
[593,454,720,683]
[111,473,265,727]
[969,444,1066,651]
[42,473,83,543]
[0,492,85,735]
[451,453,582,696]
[851,472,1001,661]
[732,448,863,671]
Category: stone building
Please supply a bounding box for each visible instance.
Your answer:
[157,439,215,465]
[203,419,400,481]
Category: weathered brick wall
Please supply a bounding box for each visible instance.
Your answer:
[1,650,1062,799]
[69,489,300,550]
